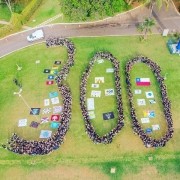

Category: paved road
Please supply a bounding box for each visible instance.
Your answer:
[0,1,179,58]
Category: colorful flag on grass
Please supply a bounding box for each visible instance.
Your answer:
[44,69,50,73]
[50,122,60,128]
[52,66,58,70]
[41,117,49,123]
[50,70,58,75]
[51,115,60,121]
[136,78,150,86]
[46,81,54,85]
[143,110,155,118]
[49,92,58,98]
[47,75,54,80]
[54,61,61,65]
[39,130,52,138]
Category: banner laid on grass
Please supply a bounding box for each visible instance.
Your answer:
[135,89,142,94]
[88,111,95,119]
[39,130,52,138]
[53,106,63,113]
[95,77,104,83]
[97,59,104,64]
[149,99,156,104]
[103,112,114,120]
[152,124,160,130]
[44,99,50,106]
[49,91,58,98]
[141,118,150,123]
[105,89,115,96]
[18,119,27,127]
[51,97,59,104]
[143,110,155,118]
[137,99,146,106]
[146,91,154,98]
[106,68,114,73]
[50,122,60,128]
[87,98,94,110]
[91,90,101,97]
[30,108,40,115]
[91,84,99,88]
[136,78,150,86]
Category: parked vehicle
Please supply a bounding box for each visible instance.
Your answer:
[27,29,44,42]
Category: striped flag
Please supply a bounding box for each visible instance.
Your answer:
[46,81,54,85]
[136,78,150,86]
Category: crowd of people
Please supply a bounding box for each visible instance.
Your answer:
[2,38,75,155]
[125,55,174,148]
[80,52,124,144]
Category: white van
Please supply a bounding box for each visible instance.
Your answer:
[27,29,44,42]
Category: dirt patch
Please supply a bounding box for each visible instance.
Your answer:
[132,1,142,8]
[122,165,180,180]
[173,1,180,13]
[25,165,110,180]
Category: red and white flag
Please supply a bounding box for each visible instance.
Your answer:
[51,115,60,121]
[136,78,150,86]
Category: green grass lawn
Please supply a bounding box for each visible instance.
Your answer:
[26,0,61,27]
[0,3,27,22]
[0,24,5,28]
[0,35,180,180]
[0,4,11,21]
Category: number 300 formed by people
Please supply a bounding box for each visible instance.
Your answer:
[2,38,173,155]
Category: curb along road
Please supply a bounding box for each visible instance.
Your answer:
[0,2,179,58]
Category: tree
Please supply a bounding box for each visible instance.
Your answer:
[173,31,180,40]
[124,0,136,6]
[142,0,169,18]
[0,0,13,14]
[137,17,156,40]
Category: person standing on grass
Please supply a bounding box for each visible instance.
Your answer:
[13,78,18,85]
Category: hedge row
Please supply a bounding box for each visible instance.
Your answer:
[21,0,43,24]
[0,13,22,38]
[0,0,43,38]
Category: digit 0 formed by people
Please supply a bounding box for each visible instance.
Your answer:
[125,55,174,148]
[80,52,124,144]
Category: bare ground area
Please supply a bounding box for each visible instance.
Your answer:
[122,165,180,180]
[3,165,110,180]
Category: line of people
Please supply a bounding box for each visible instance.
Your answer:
[80,51,124,144]
[2,38,75,155]
[125,55,174,148]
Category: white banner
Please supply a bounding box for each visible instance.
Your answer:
[105,89,115,96]
[91,90,101,97]
[141,118,150,123]
[87,98,95,110]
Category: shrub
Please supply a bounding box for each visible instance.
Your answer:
[21,0,43,24]
[0,13,22,38]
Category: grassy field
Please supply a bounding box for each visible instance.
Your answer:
[0,3,27,22]
[0,4,11,21]
[26,0,61,27]
[0,35,180,180]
